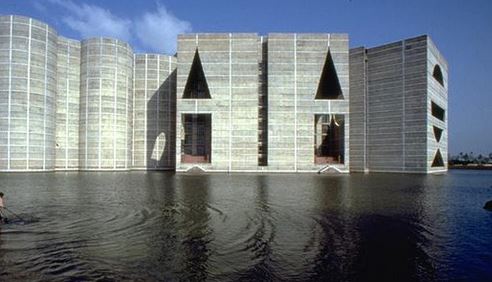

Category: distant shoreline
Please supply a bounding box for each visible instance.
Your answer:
[449,164,492,170]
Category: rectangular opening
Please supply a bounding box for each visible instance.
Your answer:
[431,101,445,121]
[181,114,211,164]
[314,114,345,164]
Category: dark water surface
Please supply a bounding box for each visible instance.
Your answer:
[0,170,491,281]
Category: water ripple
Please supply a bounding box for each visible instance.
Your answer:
[0,171,491,280]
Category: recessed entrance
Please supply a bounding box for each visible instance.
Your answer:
[181,114,211,164]
[314,114,344,164]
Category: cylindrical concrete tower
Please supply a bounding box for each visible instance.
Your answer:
[79,38,133,170]
[0,15,58,171]
[55,36,81,170]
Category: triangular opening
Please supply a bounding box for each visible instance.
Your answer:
[183,49,211,99]
[433,65,444,86]
[315,50,343,100]
[433,126,443,142]
[431,149,444,167]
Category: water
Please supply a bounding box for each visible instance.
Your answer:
[0,170,491,281]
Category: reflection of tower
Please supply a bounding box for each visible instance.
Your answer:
[146,173,181,273]
[238,175,275,279]
[177,175,212,280]
[306,174,352,280]
[347,174,435,281]
[253,175,274,262]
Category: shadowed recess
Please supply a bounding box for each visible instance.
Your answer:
[431,149,444,167]
[433,65,444,86]
[183,49,211,99]
[314,114,345,164]
[431,101,445,121]
[433,126,443,143]
[315,50,343,100]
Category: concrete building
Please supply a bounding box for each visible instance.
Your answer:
[133,54,176,170]
[55,36,80,170]
[0,15,448,174]
[266,33,349,172]
[79,38,134,170]
[349,35,448,173]
[0,15,58,171]
[176,33,260,172]
[175,33,350,173]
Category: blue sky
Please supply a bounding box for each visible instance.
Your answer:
[2,0,491,155]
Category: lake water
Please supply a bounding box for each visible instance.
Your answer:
[0,170,491,281]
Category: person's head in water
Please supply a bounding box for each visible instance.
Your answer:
[0,192,3,198]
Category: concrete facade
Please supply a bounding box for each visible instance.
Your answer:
[267,33,349,172]
[79,38,133,170]
[133,54,176,170]
[176,34,260,172]
[55,36,80,170]
[349,35,448,173]
[0,15,448,174]
[0,15,58,171]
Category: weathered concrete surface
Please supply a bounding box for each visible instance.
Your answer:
[55,36,80,170]
[0,15,58,171]
[0,14,448,174]
[349,35,448,173]
[133,54,176,170]
[176,33,260,172]
[79,38,133,170]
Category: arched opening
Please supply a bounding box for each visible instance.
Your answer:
[433,65,444,86]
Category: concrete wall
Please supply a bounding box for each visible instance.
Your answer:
[427,37,448,173]
[176,33,259,172]
[267,33,350,172]
[0,14,449,174]
[349,35,448,173]
[0,15,58,171]
[55,36,80,170]
[133,54,176,170]
[79,38,133,170]
[348,47,367,172]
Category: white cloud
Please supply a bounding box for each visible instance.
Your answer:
[45,0,192,54]
[48,0,132,42]
[134,4,192,54]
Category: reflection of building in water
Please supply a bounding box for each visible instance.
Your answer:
[0,15,448,174]
[177,176,212,280]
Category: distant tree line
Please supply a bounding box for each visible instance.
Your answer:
[449,152,492,166]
